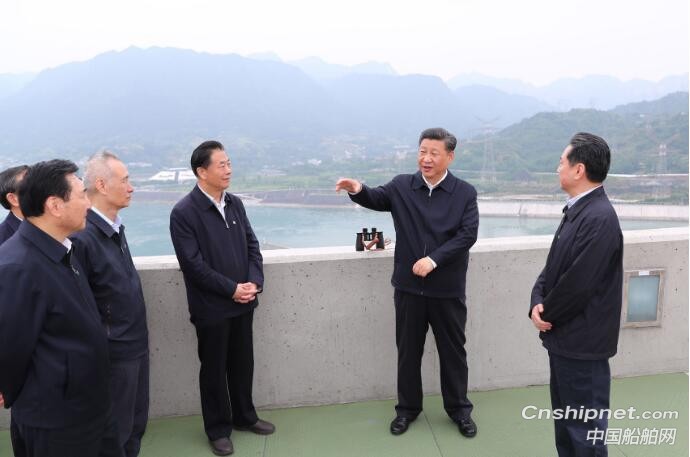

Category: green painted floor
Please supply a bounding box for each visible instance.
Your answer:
[1,373,686,456]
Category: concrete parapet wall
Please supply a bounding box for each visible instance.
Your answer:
[1,227,687,427]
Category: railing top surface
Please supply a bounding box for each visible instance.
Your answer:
[133,227,688,270]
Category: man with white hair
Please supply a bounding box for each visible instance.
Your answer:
[71,151,149,457]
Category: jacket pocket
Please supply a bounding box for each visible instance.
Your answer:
[64,352,99,400]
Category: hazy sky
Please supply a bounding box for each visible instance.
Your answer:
[0,0,687,85]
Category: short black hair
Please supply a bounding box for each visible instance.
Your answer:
[0,165,29,210]
[418,128,457,153]
[567,132,611,183]
[19,159,79,218]
[191,140,224,177]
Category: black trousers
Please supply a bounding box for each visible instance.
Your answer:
[394,289,473,421]
[195,310,259,441]
[549,353,610,457]
[10,415,25,456]
[13,411,122,457]
[109,353,149,457]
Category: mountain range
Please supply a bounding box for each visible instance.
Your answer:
[0,47,686,174]
[447,73,688,111]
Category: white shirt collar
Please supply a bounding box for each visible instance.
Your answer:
[199,186,226,206]
[62,237,72,253]
[91,206,122,233]
[422,170,448,196]
[567,185,602,209]
[198,186,228,222]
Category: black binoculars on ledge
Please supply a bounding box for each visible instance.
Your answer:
[355,227,385,251]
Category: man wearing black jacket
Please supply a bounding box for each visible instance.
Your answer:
[0,159,120,457]
[170,141,274,456]
[336,127,479,437]
[530,132,623,457]
[0,164,28,457]
[0,164,28,244]
[71,152,150,457]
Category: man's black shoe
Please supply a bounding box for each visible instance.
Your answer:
[234,419,275,435]
[456,417,477,437]
[209,437,234,456]
[390,416,414,435]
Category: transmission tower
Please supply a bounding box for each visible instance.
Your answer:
[475,117,499,183]
[653,144,671,200]
[644,119,677,201]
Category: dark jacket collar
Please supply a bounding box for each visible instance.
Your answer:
[190,184,232,210]
[411,170,457,193]
[18,220,70,264]
[565,186,607,221]
[86,209,117,238]
[3,212,21,231]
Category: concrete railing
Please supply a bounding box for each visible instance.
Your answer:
[1,227,687,427]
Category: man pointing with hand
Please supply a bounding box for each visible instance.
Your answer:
[336,127,479,438]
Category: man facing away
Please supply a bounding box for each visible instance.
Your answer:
[336,127,479,438]
[530,132,623,457]
[0,165,29,244]
[170,140,275,456]
[71,152,150,457]
[0,159,121,457]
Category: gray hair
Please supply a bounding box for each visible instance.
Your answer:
[83,150,120,191]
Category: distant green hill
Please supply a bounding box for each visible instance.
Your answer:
[458,92,689,174]
[611,91,688,116]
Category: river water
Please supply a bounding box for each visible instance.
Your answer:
[1,200,685,256]
[119,201,685,256]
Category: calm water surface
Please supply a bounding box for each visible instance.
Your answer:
[120,201,686,256]
[2,201,685,256]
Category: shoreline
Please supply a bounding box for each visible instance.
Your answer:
[131,190,689,221]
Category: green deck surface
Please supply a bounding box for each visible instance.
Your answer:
[1,373,686,456]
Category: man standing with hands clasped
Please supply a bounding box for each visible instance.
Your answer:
[336,127,479,438]
[170,141,274,456]
[530,132,623,457]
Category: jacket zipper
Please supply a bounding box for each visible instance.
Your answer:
[105,303,112,336]
[421,190,433,295]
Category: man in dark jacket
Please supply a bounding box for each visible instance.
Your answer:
[71,152,150,457]
[0,159,120,457]
[170,141,275,456]
[336,127,479,437]
[0,164,29,457]
[530,132,623,457]
[0,164,28,244]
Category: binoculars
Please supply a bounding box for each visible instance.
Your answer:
[356,227,385,251]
